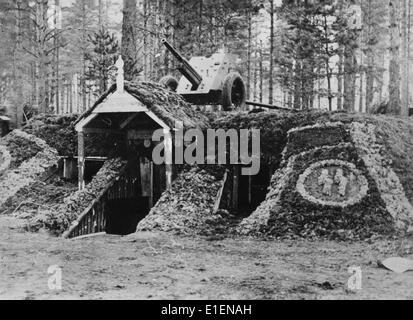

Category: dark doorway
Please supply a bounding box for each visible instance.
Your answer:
[103,156,165,236]
[238,164,272,217]
[84,160,105,183]
[105,197,150,236]
[0,120,10,137]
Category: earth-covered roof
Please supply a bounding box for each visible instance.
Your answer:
[76,81,210,130]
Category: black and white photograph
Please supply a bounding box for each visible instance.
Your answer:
[0,0,412,302]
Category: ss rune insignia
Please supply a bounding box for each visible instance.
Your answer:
[296,160,369,208]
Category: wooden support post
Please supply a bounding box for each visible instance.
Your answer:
[248,175,252,206]
[78,131,85,190]
[140,157,151,198]
[149,161,154,209]
[232,165,239,211]
[63,158,77,180]
[164,129,173,189]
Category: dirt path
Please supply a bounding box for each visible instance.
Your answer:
[0,216,411,300]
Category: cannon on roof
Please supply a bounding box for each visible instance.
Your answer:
[160,39,246,111]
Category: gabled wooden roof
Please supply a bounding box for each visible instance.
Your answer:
[75,81,210,131]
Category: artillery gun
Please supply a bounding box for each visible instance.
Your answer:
[160,39,246,111]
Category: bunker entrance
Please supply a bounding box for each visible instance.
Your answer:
[230,164,273,217]
[105,197,149,235]
[104,157,166,236]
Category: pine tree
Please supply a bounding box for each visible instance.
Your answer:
[401,0,409,116]
[62,0,100,111]
[121,0,139,81]
[277,1,326,109]
[268,0,275,105]
[85,28,119,96]
[359,0,387,113]
[388,0,401,114]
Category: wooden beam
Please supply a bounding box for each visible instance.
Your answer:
[61,156,108,161]
[140,157,152,197]
[127,129,155,140]
[146,110,170,130]
[164,129,173,189]
[119,114,138,129]
[213,170,228,214]
[246,100,297,112]
[149,161,154,209]
[83,128,123,135]
[78,131,85,190]
[232,166,239,211]
[75,114,98,132]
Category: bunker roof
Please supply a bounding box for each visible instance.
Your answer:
[75,81,210,131]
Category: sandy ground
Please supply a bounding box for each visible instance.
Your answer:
[0,216,412,300]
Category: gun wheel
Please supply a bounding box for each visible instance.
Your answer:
[159,75,179,92]
[222,72,246,111]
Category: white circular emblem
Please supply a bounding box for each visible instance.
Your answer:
[296,160,369,208]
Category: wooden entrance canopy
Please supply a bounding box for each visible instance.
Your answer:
[74,57,209,191]
[74,89,173,191]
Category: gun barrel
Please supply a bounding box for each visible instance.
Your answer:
[161,38,203,89]
[161,39,183,62]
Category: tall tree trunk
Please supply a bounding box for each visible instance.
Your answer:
[365,0,374,113]
[337,46,344,110]
[317,70,321,109]
[13,0,23,127]
[37,0,49,114]
[122,0,138,81]
[365,61,374,112]
[170,0,176,72]
[246,8,252,101]
[288,63,293,109]
[268,0,274,105]
[358,24,364,113]
[293,60,301,109]
[198,0,203,54]
[259,40,263,103]
[98,0,104,28]
[254,48,258,101]
[342,0,359,112]
[388,0,401,115]
[401,0,409,116]
[323,15,332,111]
[408,0,411,113]
[336,1,345,111]
[81,0,87,112]
[343,52,357,111]
[54,0,61,114]
[343,45,356,111]
[143,0,148,80]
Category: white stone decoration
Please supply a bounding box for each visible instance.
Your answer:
[287,121,345,135]
[282,122,347,162]
[296,159,369,208]
[115,55,125,93]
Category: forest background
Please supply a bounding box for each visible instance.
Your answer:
[0,0,411,128]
